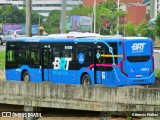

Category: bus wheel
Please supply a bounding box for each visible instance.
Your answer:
[82,74,91,85]
[22,71,30,82]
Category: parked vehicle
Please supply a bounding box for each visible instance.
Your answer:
[0,31,3,45]
[0,30,26,45]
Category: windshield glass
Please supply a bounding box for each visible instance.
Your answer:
[16,31,25,35]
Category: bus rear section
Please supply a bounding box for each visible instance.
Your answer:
[120,37,155,85]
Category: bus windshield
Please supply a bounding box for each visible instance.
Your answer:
[121,38,154,78]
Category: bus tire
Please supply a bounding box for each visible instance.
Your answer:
[0,38,3,45]
[82,74,91,85]
[22,71,30,82]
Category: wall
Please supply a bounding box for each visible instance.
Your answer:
[0,81,160,112]
[126,5,146,26]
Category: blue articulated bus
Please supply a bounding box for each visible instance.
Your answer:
[5,37,155,86]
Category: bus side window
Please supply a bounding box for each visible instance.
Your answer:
[32,50,40,65]
[7,50,15,63]
[76,44,93,63]
[87,45,93,62]
[35,51,40,65]
[62,49,72,58]
[53,47,60,58]
[76,45,84,61]
[29,44,40,65]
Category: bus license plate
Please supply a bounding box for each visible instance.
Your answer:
[136,74,142,78]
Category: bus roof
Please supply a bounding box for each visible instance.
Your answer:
[8,36,152,43]
[48,32,103,38]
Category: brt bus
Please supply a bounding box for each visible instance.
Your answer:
[5,37,155,86]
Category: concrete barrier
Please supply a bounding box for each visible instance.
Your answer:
[0,81,160,111]
[0,68,5,80]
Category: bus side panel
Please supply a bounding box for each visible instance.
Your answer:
[21,65,42,82]
[6,66,42,82]
[44,69,50,81]
[51,70,80,84]
[105,67,155,86]
[78,68,94,85]
[29,68,42,82]
[6,69,21,81]
[50,68,94,85]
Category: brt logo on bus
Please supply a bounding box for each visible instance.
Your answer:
[53,57,72,70]
[131,43,146,51]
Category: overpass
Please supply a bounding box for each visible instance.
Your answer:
[0,80,160,112]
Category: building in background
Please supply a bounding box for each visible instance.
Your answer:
[0,0,82,17]
[83,0,143,6]
[83,0,147,26]
[123,4,146,26]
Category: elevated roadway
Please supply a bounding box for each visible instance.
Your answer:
[0,81,160,112]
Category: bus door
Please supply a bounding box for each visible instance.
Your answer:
[94,46,106,84]
[41,44,51,81]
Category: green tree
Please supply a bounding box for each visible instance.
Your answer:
[44,0,126,34]
[136,21,148,36]
[99,0,117,11]
[43,10,61,34]
[0,5,43,25]
[32,12,44,24]
[154,13,160,39]
[125,22,137,36]
[67,5,92,16]
[0,5,25,23]
[97,1,126,35]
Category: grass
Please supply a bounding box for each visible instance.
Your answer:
[0,50,5,68]
[155,69,160,78]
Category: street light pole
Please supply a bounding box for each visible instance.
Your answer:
[150,0,156,19]
[117,0,119,35]
[61,0,66,33]
[93,0,96,33]
[26,0,32,37]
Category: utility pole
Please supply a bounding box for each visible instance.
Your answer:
[117,0,119,35]
[150,0,156,19]
[61,0,66,33]
[93,0,96,33]
[26,0,32,37]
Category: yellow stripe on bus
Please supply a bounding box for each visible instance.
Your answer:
[101,54,123,57]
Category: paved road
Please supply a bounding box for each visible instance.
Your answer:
[0,44,5,51]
